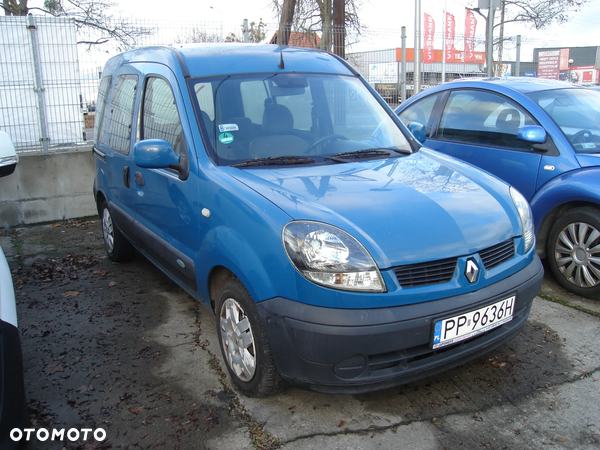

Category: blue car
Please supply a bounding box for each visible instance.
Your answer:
[396,78,600,298]
[93,45,542,396]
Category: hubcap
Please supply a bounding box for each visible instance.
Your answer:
[219,298,256,382]
[554,222,600,288]
[102,208,115,253]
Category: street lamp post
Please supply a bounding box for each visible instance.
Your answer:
[568,58,574,83]
[210,6,223,41]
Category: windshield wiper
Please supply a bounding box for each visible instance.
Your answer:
[232,155,316,167]
[332,149,393,159]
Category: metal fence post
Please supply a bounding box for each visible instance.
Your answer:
[243,19,249,43]
[27,14,49,153]
[516,35,521,77]
[401,26,407,103]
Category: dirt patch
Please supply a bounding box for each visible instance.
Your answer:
[7,222,241,449]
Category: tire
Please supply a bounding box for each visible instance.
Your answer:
[216,278,283,397]
[100,200,135,262]
[547,207,600,298]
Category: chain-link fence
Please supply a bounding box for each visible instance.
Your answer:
[0,15,576,152]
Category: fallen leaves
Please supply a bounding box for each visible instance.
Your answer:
[129,406,144,415]
[44,364,64,375]
[62,291,80,298]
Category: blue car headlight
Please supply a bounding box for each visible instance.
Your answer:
[510,187,534,252]
[283,221,386,292]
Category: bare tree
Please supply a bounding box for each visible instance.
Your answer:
[176,20,267,45]
[272,0,363,52]
[2,0,28,15]
[277,0,296,45]
[2,0,153,50]
[470,0,589,73]
[174,29,223,44]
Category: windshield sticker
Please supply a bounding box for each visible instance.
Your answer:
[218,124,239,133]
[218,132,234,145]
[581,143,596,149]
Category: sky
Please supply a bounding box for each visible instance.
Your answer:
[24,0,600,60]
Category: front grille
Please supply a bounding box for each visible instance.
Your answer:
[480,238,515,269]
[394,258,457,287]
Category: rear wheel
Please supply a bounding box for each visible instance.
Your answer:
[100,200,135,262]
[216,278,283,397]
[547,207,600,298]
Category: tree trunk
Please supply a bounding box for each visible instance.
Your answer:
[332,0,345,58]
[3,0,29,16]
[320,0,332,52]
[277,0,296,45]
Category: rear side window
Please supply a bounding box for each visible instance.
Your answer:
[142,77,186,156]
[438,90,536,150]
[95,76,112,144]
[107,75,138,154]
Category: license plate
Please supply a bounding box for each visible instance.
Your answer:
[432,296,515,349]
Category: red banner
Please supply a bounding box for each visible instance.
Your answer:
[424,13,435,63]
[445,12,455,63]
[464,9,477,63]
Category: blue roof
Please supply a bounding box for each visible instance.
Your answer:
[105,44,354,79]
[450,77,585,94]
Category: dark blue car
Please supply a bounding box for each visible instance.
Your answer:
[396,78,600,298]
[94,46,543,395]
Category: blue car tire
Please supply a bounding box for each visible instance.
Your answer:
[547,207,600,298]
[216,278,283,397]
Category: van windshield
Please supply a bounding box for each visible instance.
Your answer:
[190,73,413,166]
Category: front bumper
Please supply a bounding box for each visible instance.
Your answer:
[256,255,543,394]
[0,320,28,450]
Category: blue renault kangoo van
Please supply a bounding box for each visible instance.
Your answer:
[93,44,543,396]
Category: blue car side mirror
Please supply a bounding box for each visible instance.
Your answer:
[517,125,547,144]
[134,139,180,169]
[408,122,427,144]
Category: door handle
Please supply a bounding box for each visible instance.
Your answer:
[134,171,145,186]
[122,166,130,188]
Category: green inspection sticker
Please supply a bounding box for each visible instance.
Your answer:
[218,132,234,145]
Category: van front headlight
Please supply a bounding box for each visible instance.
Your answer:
[510,187,534,252]
[283,221,386,292]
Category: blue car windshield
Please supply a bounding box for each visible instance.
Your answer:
[526,88,600,153]
[190,73,412,165]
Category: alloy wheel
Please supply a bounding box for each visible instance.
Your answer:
[102,207,115,254]
[554,221,600,288]
[219,297,256,382]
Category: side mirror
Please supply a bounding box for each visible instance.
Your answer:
[517,125,547,144]
[0,131,18,178]
[134,139,180,169]
[408,122,427,145]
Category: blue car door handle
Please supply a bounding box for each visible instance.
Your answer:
[122,166,130,188]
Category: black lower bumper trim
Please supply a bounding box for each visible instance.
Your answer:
[256,256,543,394]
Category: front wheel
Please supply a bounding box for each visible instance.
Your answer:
[216,278,283,397]
[547,207,600,298]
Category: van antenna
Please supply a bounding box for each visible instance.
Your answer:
[278,48,285,69]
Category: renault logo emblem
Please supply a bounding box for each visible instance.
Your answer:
[465,258,479,284]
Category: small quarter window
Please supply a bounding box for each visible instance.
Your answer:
[107,74,138,154]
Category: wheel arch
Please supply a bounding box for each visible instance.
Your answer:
[536,201,600,259]
[198,225,296,314]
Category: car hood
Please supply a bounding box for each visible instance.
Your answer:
[225,149,517,268]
